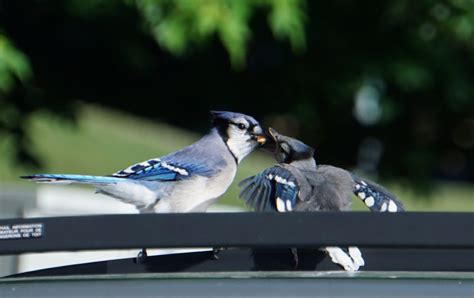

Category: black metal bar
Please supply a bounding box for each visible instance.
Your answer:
[0,212,473,255]
[9,248,474,277]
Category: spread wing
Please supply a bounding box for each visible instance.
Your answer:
[113,158,215,181]
[238,166,299,212]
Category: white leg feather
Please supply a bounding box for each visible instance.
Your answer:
[324,246,358,272]
[348,246,365,268]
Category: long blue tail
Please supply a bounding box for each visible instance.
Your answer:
[21,174,123,185]
[351,175,405,212]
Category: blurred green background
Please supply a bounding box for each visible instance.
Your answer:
[0,0,473,211]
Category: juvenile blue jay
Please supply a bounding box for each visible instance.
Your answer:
[22,111,266,259]
[239,128,404,271]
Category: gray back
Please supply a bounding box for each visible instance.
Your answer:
[291,164,353,212]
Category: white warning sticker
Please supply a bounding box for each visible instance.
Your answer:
[0,223,43,240]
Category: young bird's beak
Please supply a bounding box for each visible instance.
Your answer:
[267,127,279,141]
[257,127,278,152]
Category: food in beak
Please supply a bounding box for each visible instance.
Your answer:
[256,135,267,145]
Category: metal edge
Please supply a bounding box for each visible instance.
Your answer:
[1,271,474,284]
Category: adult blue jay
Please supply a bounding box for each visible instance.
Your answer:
[22,111,266,259]
[239,128,404,271]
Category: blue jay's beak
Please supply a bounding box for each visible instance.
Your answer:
[250,125,267,145]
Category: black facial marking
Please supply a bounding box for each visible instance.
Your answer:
[213,118,230,141]
[212,119,239,165]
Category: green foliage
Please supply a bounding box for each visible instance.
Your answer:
[0,34,32,93]
[446,0,474,44]
[266,0,306,52]
[134,0,307,68]
[0,33,34,165]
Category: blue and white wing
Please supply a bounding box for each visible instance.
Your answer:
[238,166,299,212]
[352,175,405,212]
[113,158,215,181]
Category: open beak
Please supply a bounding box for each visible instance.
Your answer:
[258,127,281,153]
[267,127,279,141]
[255,127,278,152]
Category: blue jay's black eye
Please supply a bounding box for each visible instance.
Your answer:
[237,123,246,130]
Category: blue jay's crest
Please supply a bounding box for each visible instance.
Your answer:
[210,111,261,130]
[239,165,299,212]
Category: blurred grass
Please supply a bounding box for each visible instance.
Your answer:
[1,104,472,211]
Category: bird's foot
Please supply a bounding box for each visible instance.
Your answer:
[324,246,359,272]
[348,246,365,268]
[136,248,148,264]
[291,248,299,269]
